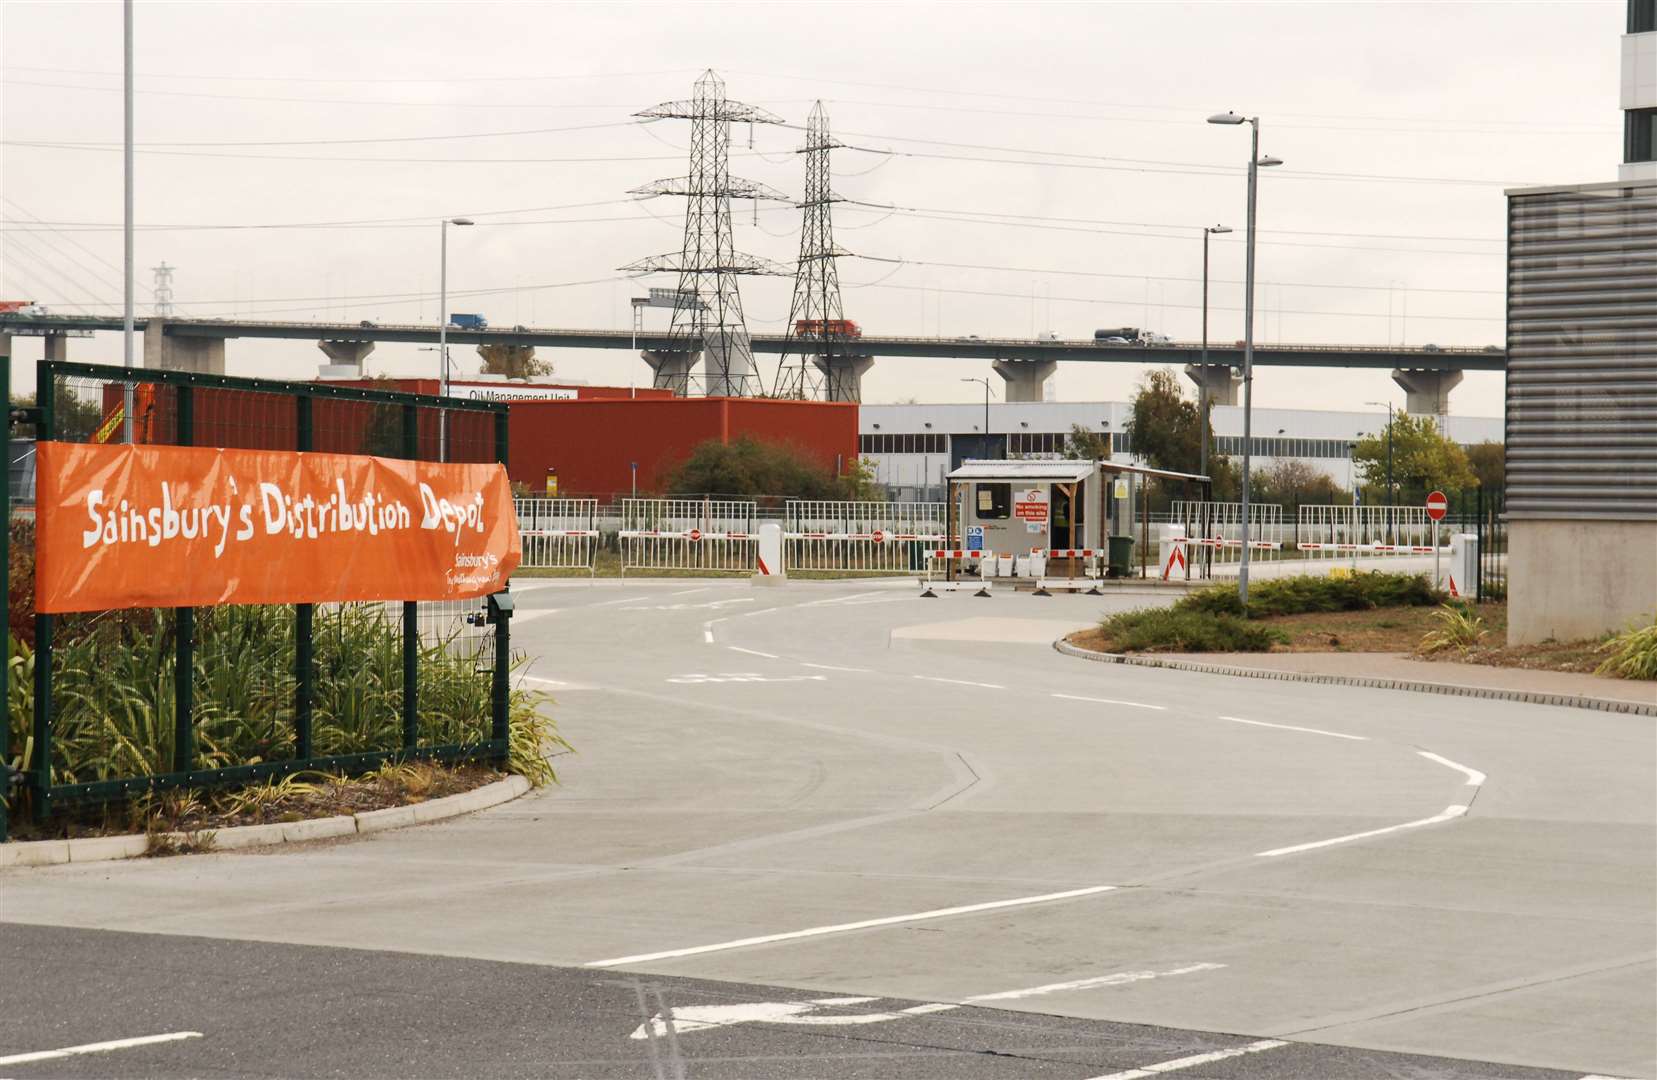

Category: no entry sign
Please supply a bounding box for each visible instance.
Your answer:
[1426,491,1448,521]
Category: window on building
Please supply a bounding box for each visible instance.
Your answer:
[1632,0,1656,33]
[975,482,1011,520]
[1628,107,1657,164]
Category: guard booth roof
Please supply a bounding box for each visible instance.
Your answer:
[946,459,1210,485]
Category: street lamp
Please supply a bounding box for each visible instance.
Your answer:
[1198,224,1232,480]
[1207,111,1282,608]
[439,216,474,461]
[1365,399,1397,540]
[961,377,994,454]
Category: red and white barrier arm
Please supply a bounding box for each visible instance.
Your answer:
[1032,548,1104,558]
[519,529,600,538]
[785,532,951,542]
[1190,538,1283,550]
[618,530,756,541]
[927,549,986,560]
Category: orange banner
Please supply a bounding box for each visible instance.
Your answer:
[35,442,521,613]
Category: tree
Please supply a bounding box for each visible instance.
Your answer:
[1250,458,1350,509]
[1063,423,1110,461]
[662,437,881,500]
[1124,368,1238,503]
[1352,413,1475,504]
[477,343,550,379]
[1465,440,1504,489]
[9,385,106,440]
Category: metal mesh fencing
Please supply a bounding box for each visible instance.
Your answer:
[5,361,511,832]
[1168,500,1285,563]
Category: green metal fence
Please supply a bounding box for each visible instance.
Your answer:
[4,360,512,841]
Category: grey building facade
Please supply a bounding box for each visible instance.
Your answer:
[1504,179,1657,643]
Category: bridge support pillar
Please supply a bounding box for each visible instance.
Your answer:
[991,358,1057,403]
[317,339,376,379]
[1184,363,1240,408]
[143,318,225,374]
[642,350,698,396]
[812,354,874,402]
[1391,368,1464,415]
[42,333,69,362]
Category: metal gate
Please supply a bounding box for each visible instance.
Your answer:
[1168,500,1284,564]
[515,497,598,574]
[620,497,757,576]
[1296,505,1438,558]
[784,499,947,575]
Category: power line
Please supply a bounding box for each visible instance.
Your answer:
[48,273,633,314]
[1,141,688,165]
[9,117,651,148]
[2,64,696,84]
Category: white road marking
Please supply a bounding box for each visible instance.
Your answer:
[964,963,1225,1003]
[801,662,873,673]
[1418,750,1486,786]
[728,646,780,659]
[585,884,1116,968]
[913,675,1006,690]
[703,630,714,643]
[666,673,828,685]
[1218,715,1367,741]
[0,1031,205,1066]
[629,995,964,1039]
[1085,1038,1288,1079]
[1256,804,1469,857]
[1051,693,1166,711]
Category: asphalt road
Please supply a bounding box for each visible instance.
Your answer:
[2,576,1652,1079]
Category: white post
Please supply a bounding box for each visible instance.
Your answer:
[438,218,448,462]
[121,0,135,443]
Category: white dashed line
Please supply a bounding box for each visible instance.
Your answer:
[728,646,780,659]
[965,963,1225,1003]
[703,629,714,643]
[1218,715,1367,740]
[1051,693,1167,711]
[1085,1038,1288,1079]
[1255,804,1469,857]
[913,675,1005,690]
[0,1032,205,1067]
[584,885,1116,968]
[1417,750,1486,786]
[801,662,873,673]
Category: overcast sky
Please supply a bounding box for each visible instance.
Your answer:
[1,0,1623,416]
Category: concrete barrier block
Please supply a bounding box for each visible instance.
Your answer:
[67,834,151,863]
[281,816,357,843]
[0,840,71,868]
[354,804,419,834]
[211,822,288,851]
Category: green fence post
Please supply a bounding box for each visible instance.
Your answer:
[491,408,510,759]
[294,394,314,761]
[173,382,195,774]
[1,348,10,842]
[401,403,419,753]
[31,360,53,821]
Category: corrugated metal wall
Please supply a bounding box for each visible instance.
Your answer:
[1506,181,1657,520]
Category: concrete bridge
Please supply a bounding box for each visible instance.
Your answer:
[0,314,1503,414]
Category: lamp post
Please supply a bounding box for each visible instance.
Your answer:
[961,377,994,455]
[1207,111,1282,608]
[1365,399,1396,541]
[438,216,474,461]
[1199,224,1232,480]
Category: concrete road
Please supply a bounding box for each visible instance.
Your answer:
[2,576,1651,1079]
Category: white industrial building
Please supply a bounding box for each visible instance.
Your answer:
[858,401,1502,502]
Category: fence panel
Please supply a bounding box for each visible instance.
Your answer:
[620,497,757,576]
[1168,501,1284,566]
[6,361,512,835]
[784,500,948,575]
[516,497,598,574]
[1296,505,1441,558]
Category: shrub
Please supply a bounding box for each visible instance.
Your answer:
[1596,621,1657,681]
[1177,572,1438,619]
[1097,608,1285,653]
[1418,603,1489,655]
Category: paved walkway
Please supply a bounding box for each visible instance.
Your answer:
[1160,650,1657,709]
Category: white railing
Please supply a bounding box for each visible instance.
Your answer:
[515,497,598,574]
[1296,505,1441,557]
[619,497,758,576]
[1167,500,1284,563]
[784,499,949,575]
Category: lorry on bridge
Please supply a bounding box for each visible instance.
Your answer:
[793,318,862,339]
[448,313,488,330]
[1093,327,1171,346]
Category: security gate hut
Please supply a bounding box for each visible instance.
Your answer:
[946,460,1102,579]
